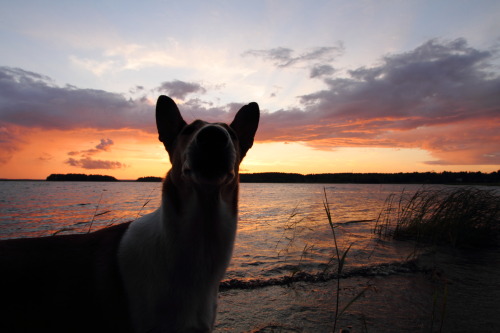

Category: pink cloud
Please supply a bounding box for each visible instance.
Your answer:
[67,138,115,159]
[157,80,206,100]
[0,67,154,132]
[65,157,125,170]
[254,38,500,165]
[64,138,124,170]
[1,38,499,167]
[0,123,25,164]
[95,138,114,151]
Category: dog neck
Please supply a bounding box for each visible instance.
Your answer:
[162,170,238,223]
[160,171,239,262]
[119,170,239,333]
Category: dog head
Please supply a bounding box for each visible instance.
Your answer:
[156,95,259,186]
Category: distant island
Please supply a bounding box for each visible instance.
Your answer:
[42,171,499,184]
[136,176,163,182]
[46,173,118,182]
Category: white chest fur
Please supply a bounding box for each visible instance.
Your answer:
[118,194,237,333]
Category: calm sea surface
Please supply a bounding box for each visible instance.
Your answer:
[0,181,443,281]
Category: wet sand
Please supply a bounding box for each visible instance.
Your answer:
[216,274,434,332]
[215,248,500,333]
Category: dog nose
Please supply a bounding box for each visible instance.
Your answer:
[196,126,230,149]
[187,125,236,184]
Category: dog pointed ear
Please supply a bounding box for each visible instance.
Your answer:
[230,102,260,159]
[156,95,187,152]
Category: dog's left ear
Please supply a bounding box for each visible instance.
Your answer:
[156,95,187,153]
[230,102,260,159]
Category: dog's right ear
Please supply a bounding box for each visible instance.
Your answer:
[230,102,260,159]
[156,95,187,152]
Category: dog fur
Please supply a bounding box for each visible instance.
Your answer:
[0,95,260,333]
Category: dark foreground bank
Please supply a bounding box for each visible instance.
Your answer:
[215,247,500,333]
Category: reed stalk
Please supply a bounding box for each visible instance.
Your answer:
[87,191,105,233]
[374,187,500,247]
[323,188,369,332]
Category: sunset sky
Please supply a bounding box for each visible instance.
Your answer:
[1,0,499,179]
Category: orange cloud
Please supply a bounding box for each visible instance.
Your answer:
[66,157,125,170]
[63,138,127,170]
[1,38,499,175]
[0,127,167,179]
[253,39,500,165]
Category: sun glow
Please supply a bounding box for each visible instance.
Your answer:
[1,1,499,179]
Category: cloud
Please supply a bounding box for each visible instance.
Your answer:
[310,64,335,78]
[167,98,236,124]
[65,157,125,170]
[68,138,115,157]
[64,138,123,170]
[1,38,499,167]
[0,68,235,164]
[0,67,154,132]
[129,85,145,94]
[243,47,294,67]
[65,138,124,170]
[0,124,24,164]
[243,44,344,68]
[256,38,500,165]
[95,138,114,151]
[38,152,53,161]
[157,80,206,100]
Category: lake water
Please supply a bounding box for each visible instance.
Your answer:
[2,181,499,331]
[0,181,429,281]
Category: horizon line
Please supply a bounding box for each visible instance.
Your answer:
[1,169,498,182]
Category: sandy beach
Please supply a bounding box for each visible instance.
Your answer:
[215,247,500,333]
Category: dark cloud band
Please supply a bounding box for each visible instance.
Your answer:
[1,38,499,166]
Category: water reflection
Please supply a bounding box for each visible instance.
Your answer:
[1,181,432,280]
[0,181,161,238]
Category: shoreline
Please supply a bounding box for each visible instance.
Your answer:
[1,178,499,187]
[217,273,434,332]
[2,170,499,185]
[220,260,421,291]
[216,247,500,332]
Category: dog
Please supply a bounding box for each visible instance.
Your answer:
[0,95,260,333]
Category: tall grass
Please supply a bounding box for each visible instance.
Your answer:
[275,204,311,261]
[374,187,500,247]
[276,190,369,332]
[323,188,369,333]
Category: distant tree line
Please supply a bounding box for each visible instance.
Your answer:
[239,171,500,184]
[136,176,163,182]
[46,173,118,182]
[45,171,500,184]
